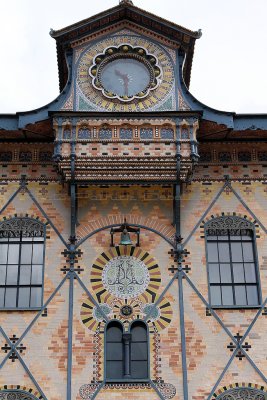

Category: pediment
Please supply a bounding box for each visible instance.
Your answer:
[50,2,200,92]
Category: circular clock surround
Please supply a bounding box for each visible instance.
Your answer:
[89,44,162,102]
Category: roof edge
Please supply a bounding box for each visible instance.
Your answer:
[50,3,201,40]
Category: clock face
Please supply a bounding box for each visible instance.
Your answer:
[76,37,175,111]
[100,58,151,98]
[88,44,162,103]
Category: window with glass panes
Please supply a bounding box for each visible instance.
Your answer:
[105,320,149,381]
[205,217,260,307]
[0,218,45,309]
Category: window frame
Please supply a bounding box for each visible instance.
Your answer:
[0,217,46,311]
[204,216,262,309]
[104,319,150,383]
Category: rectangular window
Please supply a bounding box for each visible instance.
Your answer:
[206,225,260,307]
[0,223,45,309]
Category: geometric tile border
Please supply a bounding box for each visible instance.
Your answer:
[213,382,267,399]
[0,385,42,399]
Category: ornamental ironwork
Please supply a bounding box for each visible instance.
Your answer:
[0,391,38,399]
[205,216,254,236]
[19,152,32,162]
[63,129,71,139]
[78,128,91,139]
[219,152,232,162]
[0,152,12,162]
[181,127,189,139]
[199,152,212,162]
[0,217,45,238]
[258,152,267,161]
[98,128,112,139]
[39,151,52,162]
[161,128,174,139]
[238,151,251,162]
[216,387,267,399]
[119,128,133,139]
[140,128,153,139]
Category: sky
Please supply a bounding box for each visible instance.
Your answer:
[1,0,267,114]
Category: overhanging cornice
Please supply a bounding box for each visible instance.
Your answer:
[50,3,201,92]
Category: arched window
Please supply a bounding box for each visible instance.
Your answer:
[105,320,149,381]
[106,321,124,380]
[0,390,38,399]
[216,387,267,399]
[0,217,45,309]
[130,321,149,380]
[205,216,261,307]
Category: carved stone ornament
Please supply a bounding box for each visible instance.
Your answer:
[0,218,45,238]
[0,391,37,399]
[216,387,267,399]
[205,216,254,236]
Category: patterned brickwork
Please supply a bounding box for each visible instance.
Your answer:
[1,163,267,399]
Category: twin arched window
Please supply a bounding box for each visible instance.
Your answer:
[205,216,261,307]
[105,320,149,381]
[0,217,45,309]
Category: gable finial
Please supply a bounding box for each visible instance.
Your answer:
[119,0,134,5]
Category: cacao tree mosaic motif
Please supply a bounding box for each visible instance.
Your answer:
[102,255,150,299]
[90,246,161,303]
[216,387,267,399]
[82,246,173,333]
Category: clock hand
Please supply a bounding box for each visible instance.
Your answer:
[115,68,130,96]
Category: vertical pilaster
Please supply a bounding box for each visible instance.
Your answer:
[67,123,77,400]
[174,118,189,398]
[178,266,188,400]
[53,117,63,161]
[189,119,199,162]
[123,333,131,378]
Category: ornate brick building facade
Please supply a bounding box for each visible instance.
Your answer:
[1,1,267,399]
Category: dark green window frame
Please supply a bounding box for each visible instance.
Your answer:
[205,216,261,308]
[0,217,45,310]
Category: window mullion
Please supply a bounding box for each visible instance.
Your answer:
[3,238,9,307]
[240,233,249,305]
[29,239,34,308]
[123,333,131,379]
[216,237,223,306]
[16,231,23,308]
[228,230,236,305]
